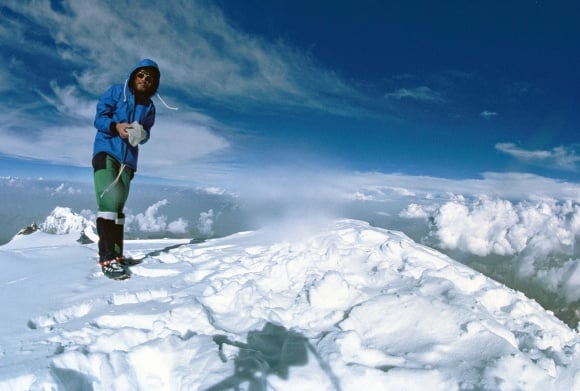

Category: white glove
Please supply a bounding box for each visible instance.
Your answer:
[126,121,146,147]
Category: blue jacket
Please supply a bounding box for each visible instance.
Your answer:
[93,59,160,171]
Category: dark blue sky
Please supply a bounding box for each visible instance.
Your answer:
[215,0,580,177]
[0,0,579,185]
[214,0,580,175]
[215,1,575,84]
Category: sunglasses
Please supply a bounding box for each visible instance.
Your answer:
[136,70,155,82]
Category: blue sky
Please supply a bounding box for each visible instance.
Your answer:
[1,0,579,188]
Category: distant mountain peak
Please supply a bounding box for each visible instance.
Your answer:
[39,207,89,235]
[14,207,98,244]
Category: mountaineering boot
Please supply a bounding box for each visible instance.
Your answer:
[97,217,130,280]
[99,258,130,280]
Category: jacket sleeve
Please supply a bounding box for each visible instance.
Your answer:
[139,105,155,145]
[94,85,121,135]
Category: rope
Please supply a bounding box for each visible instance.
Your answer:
[99,163,126,198]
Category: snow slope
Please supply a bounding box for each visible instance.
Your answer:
[0,218,579,390]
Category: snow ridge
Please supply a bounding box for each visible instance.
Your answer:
[0,219,579,390]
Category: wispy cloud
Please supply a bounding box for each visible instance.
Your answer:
[480,110,498,119]
[0,0,370,181]
[0,66,11,93]
[38,83,96,120]
[232,168,580,212]
[384,86,444,103]
[496,143,580,171]
[0,111,231,180]
[138,113,231,178]
[2,0,360,114]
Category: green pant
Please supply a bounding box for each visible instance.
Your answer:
[93,153,134,260]
[93,153,133,220]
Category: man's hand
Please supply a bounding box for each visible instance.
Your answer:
[115,123,131,139]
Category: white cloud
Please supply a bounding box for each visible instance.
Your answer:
[3,0,359,114]
[348,192,377,201]
[496,143,551,159]
[202,187,227,196]
[0,110,230,177]
[130,200,169,232]
[40,82,96,120]
[385,86,444,103]
[423,196,580,302]
[167,218,189,234]
[127,200,189,233]
[50,183,81,195]
[0,123,94,166]
[326,171,580,205]
[496,143,580,171]
[432,198,523,256]
[224,168,580,241]
[480,110,498,119]
[399,203,431,219]
[197,209,215,236]
[139,113,230,170]
[0,0,367,182]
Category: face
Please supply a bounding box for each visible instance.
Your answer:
[133,69,156,94]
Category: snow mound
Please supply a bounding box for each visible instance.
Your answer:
[0,219,579,390]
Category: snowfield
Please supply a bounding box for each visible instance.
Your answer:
[0,217,579,390]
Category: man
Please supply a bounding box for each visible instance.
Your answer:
[92,58,160,279]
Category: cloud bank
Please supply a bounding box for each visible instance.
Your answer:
[401,196,580,303]
[429,197,579,257]
[126,200,188,234]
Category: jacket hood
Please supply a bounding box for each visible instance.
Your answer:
[127,58,160,97]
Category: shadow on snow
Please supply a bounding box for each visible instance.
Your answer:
[208,322,341,391]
